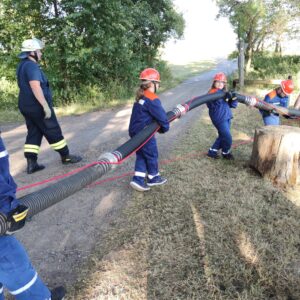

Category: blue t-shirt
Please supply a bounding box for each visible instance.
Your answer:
[17,59,53,109]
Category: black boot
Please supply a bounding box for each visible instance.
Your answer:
[222,153,234,160]
[61,154,82,164]
[50,286,66,300]
[26,158,45,174]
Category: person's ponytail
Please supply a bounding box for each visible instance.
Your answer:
[135,81,151,102]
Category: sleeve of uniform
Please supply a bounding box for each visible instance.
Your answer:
[24,61,42,82]
[264,94,271,103]
[148,99,170,133]
[281,96,289,108]
[0,139,19,215]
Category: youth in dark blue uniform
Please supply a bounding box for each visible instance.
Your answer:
[17,38,81,174]
[260,79,294,125]
[129,68,169,192]
[0,132,65,300]
[206,73,238,160]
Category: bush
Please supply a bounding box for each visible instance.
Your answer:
[0,78,18,110]
[250,54,300,80]
[228,50,239,60]
[0,59,176,111]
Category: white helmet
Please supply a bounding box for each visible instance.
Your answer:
[21,38,44,52]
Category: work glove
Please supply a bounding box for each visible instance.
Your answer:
[158,127,166,134]
[43,102,52,119]
[5,204,29,235]
[225,91,237,101]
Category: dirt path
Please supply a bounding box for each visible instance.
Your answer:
[1,60,237,292]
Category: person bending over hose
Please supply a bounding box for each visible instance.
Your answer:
[260,79,294,125]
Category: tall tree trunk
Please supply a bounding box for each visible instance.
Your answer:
[245,27,255,74]
[53,0,59,17]
[245,46,252,74]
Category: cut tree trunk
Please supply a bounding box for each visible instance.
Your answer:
[250,125,300,187]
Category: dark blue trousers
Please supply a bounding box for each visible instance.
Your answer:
[134,137,159,178]
[210,119,232,154]
[0,236,50,299]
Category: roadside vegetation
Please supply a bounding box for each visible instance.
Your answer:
[1,0,299,122]
[0,59,216,123]
[67,84,300,300]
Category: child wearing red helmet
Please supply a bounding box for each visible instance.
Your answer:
[260,79,294,125]
[129,68,170,192]
[206,72,238,160]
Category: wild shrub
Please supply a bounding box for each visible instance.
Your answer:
[250,54,300,79]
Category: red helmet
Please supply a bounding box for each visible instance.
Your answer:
[139,68,160,82]
[213,72,227,83]
[280,79,294,95]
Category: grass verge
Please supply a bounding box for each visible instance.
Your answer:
[67,94,300,299]
[0,60,216,123]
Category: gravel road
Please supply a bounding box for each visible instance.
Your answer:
[1,59,237,291]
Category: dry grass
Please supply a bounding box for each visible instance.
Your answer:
[68,101,300,300]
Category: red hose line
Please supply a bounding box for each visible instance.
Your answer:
[18,138,253,191]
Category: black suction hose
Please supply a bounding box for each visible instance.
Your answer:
[235,93,300,117]
[18,91,225,221]
[16,90,300,224]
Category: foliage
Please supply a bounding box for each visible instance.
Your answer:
[0,77,18,110]
[249,54,300,79]
[0,0,184,103]
[228,50,239,60]
[215,0,300,72]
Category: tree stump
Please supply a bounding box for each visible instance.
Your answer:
[250,125,300,187]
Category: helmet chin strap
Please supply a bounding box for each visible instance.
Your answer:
[153,81,157,93]
[29,51,39,62]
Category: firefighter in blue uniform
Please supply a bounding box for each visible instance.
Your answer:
[261,79,294,125]
[129,68,169,192]
[206,72,238,160]
[0,132,65,299]
[17,38,82,174]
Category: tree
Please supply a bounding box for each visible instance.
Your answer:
[0,0,184,103]
[215,0,299,73]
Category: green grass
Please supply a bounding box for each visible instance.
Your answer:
[55,60,216,117]
[169,60,216,81]
[67,92,300,299]
[0,110,23,124]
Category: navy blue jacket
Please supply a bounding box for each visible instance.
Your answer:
[17,59,53,111]
[129,90,169,137]
[0,137,19,215]
[206,88,238,125]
